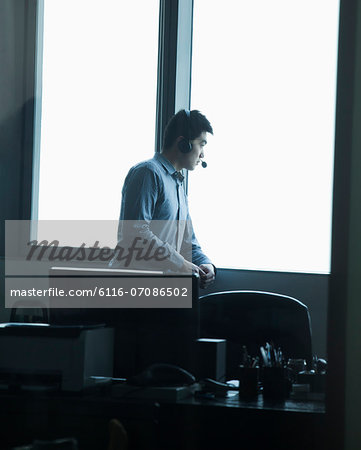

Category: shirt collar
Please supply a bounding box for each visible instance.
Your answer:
[154,152,177,175]
[154,152,184,183]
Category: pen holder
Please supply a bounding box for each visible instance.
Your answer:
[287,358,307,382]
[238,365,259,398]
[262,367,292,399]
[297,372,326,393]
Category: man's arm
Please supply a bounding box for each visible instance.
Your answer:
[189,224,216,288]
[119,165,159,221]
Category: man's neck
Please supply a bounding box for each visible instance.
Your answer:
[160,149,183,171]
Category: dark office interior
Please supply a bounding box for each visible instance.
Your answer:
[1,0,361,449]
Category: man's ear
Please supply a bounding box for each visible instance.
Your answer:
[177,136,192,153]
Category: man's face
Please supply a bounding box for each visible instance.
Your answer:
[180,131,208,171]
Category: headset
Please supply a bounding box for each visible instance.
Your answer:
[177,109,207,167]
[178,109,193,153]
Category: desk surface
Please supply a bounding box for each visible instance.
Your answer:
[158,391,326,450]
[176,390,325,414]
[0,388,326,450]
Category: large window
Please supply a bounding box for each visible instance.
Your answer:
[190,0,340,273]
[33,0,159,233]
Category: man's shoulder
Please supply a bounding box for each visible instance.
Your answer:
[125,156,164,186]
[130,157,162,174]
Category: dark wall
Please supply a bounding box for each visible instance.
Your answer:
[0,0,36,256]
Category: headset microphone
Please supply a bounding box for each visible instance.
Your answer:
[201,161,207,168]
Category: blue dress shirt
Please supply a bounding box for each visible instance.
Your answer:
[110,152,212,270]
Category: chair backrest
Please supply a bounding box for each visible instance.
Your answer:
[199,290,312,379]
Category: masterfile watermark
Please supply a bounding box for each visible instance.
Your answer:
[5,220,194,308]
[5,277,193,308]
[5,220,193,276]
[25,238,169,266]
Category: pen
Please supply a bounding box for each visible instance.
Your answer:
[260,346,269,367]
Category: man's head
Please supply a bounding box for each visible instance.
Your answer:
[162,109,213,171]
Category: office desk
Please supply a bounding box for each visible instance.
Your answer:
[159,391,325,450]
[0,389,325,450]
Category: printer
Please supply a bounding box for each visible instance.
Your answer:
[0,323,114,391]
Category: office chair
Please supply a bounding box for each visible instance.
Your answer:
[199,290,312,379]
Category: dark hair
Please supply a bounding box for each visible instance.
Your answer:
[162,109,213,149]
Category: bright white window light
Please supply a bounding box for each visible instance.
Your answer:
[34,0,159,244]
[190,0,340,273]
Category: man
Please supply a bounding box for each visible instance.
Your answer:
[110,109,215,288]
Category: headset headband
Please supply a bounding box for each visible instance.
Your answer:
[178,109,192,153]
[184,109,190,140]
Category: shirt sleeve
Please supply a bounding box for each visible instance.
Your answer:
[191,226,214,269]
[119,165,158,221]
[180,212,215,270]
[191,229,213,267]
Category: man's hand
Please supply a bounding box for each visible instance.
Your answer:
[198,263,216,289]
[181,261,215,288]
[182,259,206,277]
